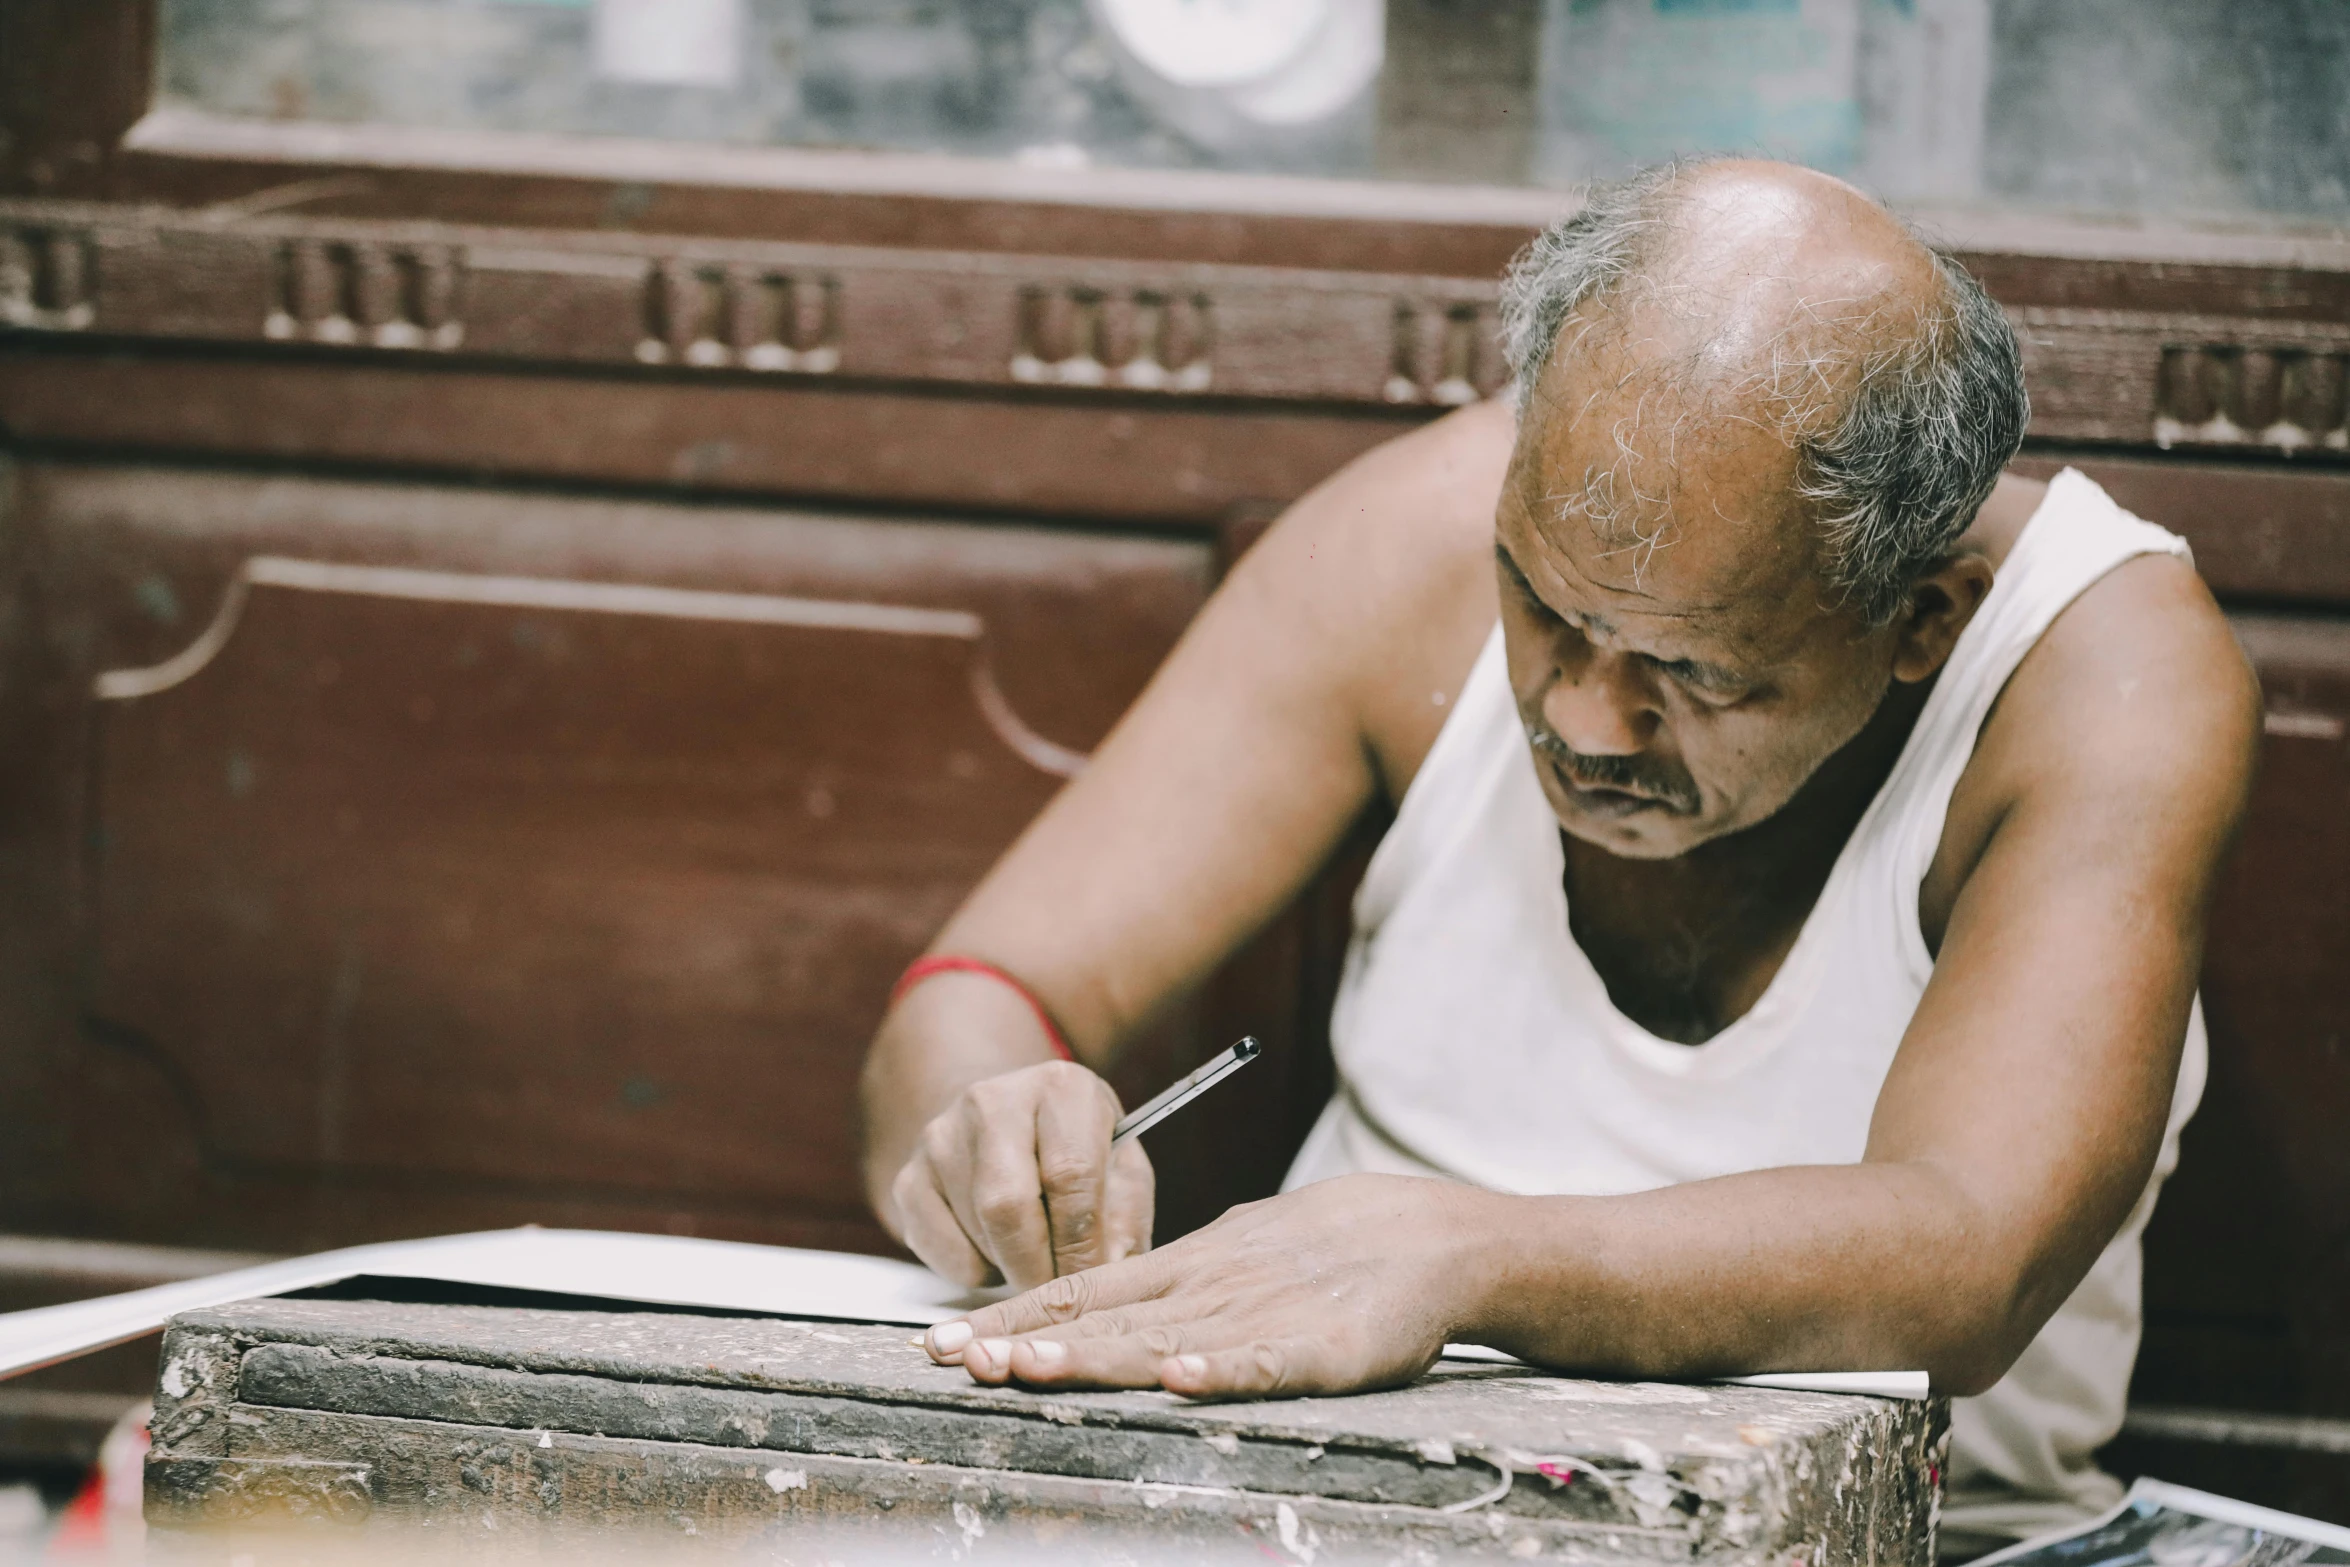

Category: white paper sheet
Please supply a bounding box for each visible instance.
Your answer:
[0,1227,1926,1401]
[0,1228,986,1381]
[1437,1342,1929,1400]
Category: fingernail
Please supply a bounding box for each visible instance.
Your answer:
[1025,1339,1066,1367]
[928,1321,972,1357]
[1173,1354,1207,1379]
[976,1338,1013,1371]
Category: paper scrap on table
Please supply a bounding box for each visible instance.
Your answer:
[1437,1341,1929,1400]
[0,1227,1925,1400]
[1969,1476,2350,1563]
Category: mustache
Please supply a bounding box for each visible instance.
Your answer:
[1523,723,1702,815]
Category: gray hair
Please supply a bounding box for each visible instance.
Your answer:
[1497,162,2029,628]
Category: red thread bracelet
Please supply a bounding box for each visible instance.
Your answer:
[890,955,1075,1062]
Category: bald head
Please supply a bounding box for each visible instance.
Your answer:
[1645,160,1940,315]
[1498,158,2027,627]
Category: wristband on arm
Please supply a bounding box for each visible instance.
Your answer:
[889,955,1077,1063]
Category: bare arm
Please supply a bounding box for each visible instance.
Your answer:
[858,406,1509,1289]
[926,553,2261,1397]
[1472,555,2259,1390]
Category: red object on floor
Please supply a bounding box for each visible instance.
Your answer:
[43,1470,106,1548]
[43,1402,149,1561]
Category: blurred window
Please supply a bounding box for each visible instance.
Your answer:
[158,0,2350,223]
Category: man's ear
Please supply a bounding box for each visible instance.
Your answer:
[1889,551,1996,684]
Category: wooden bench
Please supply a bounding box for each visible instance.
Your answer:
[145,1299,1945,1563]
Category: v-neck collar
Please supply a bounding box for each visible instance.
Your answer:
[1512,486,2066,1079]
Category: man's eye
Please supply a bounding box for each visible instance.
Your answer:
[1658,661,1744,704]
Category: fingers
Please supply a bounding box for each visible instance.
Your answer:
[925,1243,1180,1365]
[1159,1337,1341,1400]
[961,1109,1057,1292]
[1035,1076,1119,1278]
[916,1062,1128,1294]
[920,1173,1462,1404]
[892,1158,994,1289]
[1103,1139,1157,1265]
[960,1319,1198,1389]
[923,1292,1159,1368]
[953,1330,1361,1400]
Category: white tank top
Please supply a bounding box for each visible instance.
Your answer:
[1283,469,2206,1533]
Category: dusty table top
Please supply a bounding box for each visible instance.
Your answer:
[147,1298,1946,1564]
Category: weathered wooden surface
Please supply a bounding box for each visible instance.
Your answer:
[145,1300,1945,1563]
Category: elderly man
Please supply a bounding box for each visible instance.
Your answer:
[858,159,2258,1543]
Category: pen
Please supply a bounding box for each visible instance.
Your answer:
[1111,1037,1260,1144]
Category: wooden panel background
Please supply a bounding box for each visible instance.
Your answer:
[0,463,1352,1262]
[91,564,1097,1241]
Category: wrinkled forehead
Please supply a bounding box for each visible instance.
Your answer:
[1502,346,1832,655]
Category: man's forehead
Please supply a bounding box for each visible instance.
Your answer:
[1497,544,1818,694]
[1502,395,1825,655]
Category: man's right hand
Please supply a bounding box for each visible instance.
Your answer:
[889,1060,1156,1292]
[858,407,1515,1294]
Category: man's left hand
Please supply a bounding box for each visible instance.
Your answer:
[922,1173,1493,1399]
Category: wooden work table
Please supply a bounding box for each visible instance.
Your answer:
[144,1299,1945,1564]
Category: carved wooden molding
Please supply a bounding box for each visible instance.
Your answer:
[0,220,96,329]
[5,198,2348,456]
[1011,284,1212,392]
[637,262,841,373]
[0,198,1503,411]
[95,555,1088,777]
[263,237,464,350]
[2156,342,2348,457]
[2017,307,2350,457]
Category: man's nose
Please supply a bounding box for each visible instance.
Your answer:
[1542,647,1656,757]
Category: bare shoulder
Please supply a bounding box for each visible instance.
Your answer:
[1224,399,1514,801]
[1996,551,2259,799]
[1934,538,2261,919]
